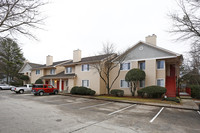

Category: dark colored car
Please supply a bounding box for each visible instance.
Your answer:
[32,84,58,96]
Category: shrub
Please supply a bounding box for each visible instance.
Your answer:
[70,86,96,95]
[190,85,200,99]
[164,97,180,103]
[110,89,124,97]
[35,79,43,84]
[137,86,167,98]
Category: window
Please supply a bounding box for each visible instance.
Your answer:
[139,62,145,70]
[82,80,89,87]
[120,63,130,70]
[120,80,129,88]
[157,79,164,87]
[140,80,145,88]
[82,64,89,71]
[157,60,165,69]
[36,70,40,75]
[50,69,55,75]
[66,67,72,73]
[48,85,53,88]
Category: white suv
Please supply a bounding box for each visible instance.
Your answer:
[14,84,33,94]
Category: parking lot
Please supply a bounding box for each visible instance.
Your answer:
[0,90,200,133]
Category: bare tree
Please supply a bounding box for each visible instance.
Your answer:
[169,0,200,45]
[91,43,126,94]
[0,0,47,39]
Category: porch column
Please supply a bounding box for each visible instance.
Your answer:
[50,79,53,86]
[59,79,62,92]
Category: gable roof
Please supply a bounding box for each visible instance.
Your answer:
[31,60,70,70]
[61,54,116,66]
[41,71,76,79]
[114,41,182,62]
[18,62,43,73]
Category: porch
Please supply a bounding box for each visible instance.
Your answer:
[41,71,76,92]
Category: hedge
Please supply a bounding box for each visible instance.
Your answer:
[137,85,167,98]
[110,89,124,97]
[190,85,200,99]
[70,86,96,95]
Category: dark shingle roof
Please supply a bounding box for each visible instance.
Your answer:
[62,54,116,66]
[28,63,43,68]
[41,71,76,79]
[32,60,70,69]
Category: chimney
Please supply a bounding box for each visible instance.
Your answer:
[46,55,53,66]
[145,34,157,46]
[73,49,81,62]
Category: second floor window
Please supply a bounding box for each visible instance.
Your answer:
[139,62,145,70]
[36,70,40,75]
[66,67,72,73]
[82,64,89,71]
[50,69,55,75]
[120,63,130,70]
[157,60,165,69]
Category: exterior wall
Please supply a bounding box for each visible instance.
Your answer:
[68,79,75,93]
[145,59,156,86]
[30,69,43,83]
[56,66,65,74]
[74,64,101,94]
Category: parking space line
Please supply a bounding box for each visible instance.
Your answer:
[108,104,136,116]
[150,107,164,123]
[197,111,200,115]
[79,102,112,110]
[56,100,93,106]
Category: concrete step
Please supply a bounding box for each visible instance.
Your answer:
[180,95,192,99]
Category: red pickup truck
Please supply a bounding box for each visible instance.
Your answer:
[32,84,58,96]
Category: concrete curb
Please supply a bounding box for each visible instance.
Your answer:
[60,93,200,111]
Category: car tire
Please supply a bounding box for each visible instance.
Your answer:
[19,90,24,94]
[39,91,44,96]
[54,91,58,95]
[0,87,2,90]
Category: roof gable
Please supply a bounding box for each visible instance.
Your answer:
[121,41,180,61]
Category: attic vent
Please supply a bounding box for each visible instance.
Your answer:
[139,46,143,51]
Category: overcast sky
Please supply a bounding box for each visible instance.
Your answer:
[20,0,190,64]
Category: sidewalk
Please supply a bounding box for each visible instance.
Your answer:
[61,93,200,111]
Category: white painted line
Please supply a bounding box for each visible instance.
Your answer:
[56,100,93,106]
[150,107,164,123]
[79,102,112,110]
[197,111,200,115]
[108,104,136,116]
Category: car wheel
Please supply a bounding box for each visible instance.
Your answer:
[19,90,24,94]
[39,91,44,96]
[54,91,58,95]
[0,87,2,90]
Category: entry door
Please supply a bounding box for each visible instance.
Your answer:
[170,64,175,77]
[57,81,59,90]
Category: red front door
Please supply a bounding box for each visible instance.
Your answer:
[57,81,59,90]
[166,64,176,97]
[57,81,64,90]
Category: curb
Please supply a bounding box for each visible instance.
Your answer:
[60,93,200,111]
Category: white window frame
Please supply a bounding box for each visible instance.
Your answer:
[157,79,165,87]
[120,62,131,71]
[140,80,145,88]
[50,69,55,75]
[82,80,89,87]
[36,70,40,75]
[139,62,145,70]
[120,80,129,88]
[66,67,72,74]
[82,64,89,72]
[157,60,165,70]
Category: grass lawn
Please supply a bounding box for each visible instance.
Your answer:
[97,95,181,105]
